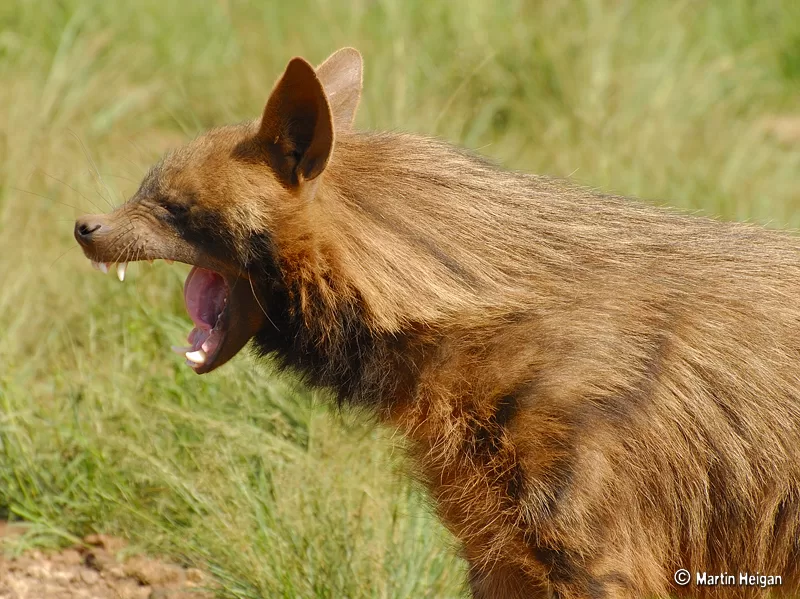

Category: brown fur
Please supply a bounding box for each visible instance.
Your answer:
[75,49,800,598]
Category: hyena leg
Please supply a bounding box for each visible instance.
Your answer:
[547,565,636,599]
[469,563,636,599]
[468,562,550,599]
[549,581,630,599]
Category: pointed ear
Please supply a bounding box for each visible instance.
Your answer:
[258,57,334,185]
[316,47,363,131]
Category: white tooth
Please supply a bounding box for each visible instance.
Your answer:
[171,345,194,355]
[117,262,127,282]
[185,350,207,365]
[98,262,109,274]
[91,261,101,271]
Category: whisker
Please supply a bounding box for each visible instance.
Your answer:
[125,138,161,176]
[127,138,149,160]
[100,173,139,184]
[41,170,105,213]
[50,245,79,268]
[10,187,84,212]
[85,168,115,207]
[112,238,137,266]
[67,129,115,209]
[102,226,136,260]
[133,235,143,264]
[124,155,145,176]
[246,273,279,331]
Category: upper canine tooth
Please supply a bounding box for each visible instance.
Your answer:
[117,262,127,282]
[185,349,207,365]
[98,262,109,274]
[91,260,101,271]
[171,345,193,354]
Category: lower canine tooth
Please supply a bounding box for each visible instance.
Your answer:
[185,349,207,365]
[117,262,127,282]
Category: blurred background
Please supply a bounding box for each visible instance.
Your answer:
[0,0,798,597]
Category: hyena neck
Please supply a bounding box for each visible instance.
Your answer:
[248,255,421,409]
[244,220,413,409]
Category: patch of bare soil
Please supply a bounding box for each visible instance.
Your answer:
[0,524,213,599]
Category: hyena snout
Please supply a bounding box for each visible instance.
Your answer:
[74,215,110,248]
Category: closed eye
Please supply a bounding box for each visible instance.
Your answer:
[154,196,190,221]
[164,202,189,217]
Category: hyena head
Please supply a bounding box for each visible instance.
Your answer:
[74,48,363,374]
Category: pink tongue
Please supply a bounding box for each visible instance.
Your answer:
[183,267,227,331]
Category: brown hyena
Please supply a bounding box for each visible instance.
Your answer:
[74,48,800,598]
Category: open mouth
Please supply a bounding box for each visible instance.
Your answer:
[86,259,265,374]
[173,267,229,369]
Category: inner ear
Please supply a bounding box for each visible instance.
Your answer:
[258,57,334,185]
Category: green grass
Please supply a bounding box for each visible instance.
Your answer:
[1,0,799,596]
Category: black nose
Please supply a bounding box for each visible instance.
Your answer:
[74,217,105,246]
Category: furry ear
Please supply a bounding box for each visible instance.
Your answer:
[258,57,334,185]
[316,47,363,131]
